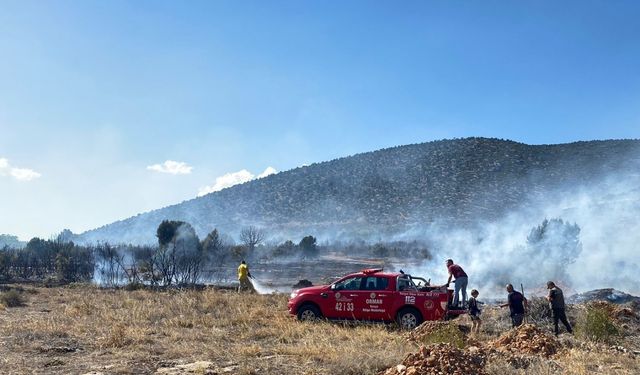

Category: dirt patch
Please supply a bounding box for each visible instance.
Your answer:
[378,343,486,375]
[489,324,560,357]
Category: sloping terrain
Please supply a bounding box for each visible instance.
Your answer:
[78,138,640,244]
[0,285,638,375]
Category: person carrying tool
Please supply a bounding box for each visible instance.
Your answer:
[237,260,255,293]
[443,259,468,308]
[546,281,573,336]
[500,283,528,327]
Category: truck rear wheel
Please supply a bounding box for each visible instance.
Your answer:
[297,304,321,321]
[397,308,422,330]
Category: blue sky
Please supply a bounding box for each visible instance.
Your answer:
[1,1,640,240]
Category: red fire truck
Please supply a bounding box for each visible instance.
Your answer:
[287,268,467,329]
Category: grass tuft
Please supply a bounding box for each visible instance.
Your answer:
[418,322,466,348]
[0,289,26,307]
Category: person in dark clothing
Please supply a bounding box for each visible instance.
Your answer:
[468,289,481,334]
[547,281,573,335]
[500,284,528,327]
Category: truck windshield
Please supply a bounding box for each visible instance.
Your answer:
[333,276,363,291]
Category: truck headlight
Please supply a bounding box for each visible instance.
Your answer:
[290,291,299,299]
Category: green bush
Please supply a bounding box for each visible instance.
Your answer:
[577,304,619,343]
[419,322,465,349]
[0,289,26,307]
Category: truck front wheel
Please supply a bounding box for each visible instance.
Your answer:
[297,304,321,321]
[397,308,422,330]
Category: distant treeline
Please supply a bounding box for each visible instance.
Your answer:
[0,216,581,288]
[0,220,433,287]
[0,237,93,283]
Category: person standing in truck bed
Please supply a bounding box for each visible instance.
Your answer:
[444,259,468,308]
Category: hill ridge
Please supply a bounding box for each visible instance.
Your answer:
[78,137,640,244]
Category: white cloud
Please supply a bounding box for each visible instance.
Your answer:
[0,157,41,181]
[147,160,193,175]
[11,168,42,181]
[197,166,277,197]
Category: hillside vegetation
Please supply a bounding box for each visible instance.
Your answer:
[78,138,640,244]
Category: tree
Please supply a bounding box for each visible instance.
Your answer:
[0,237,94,283]
[201,229,223,261]
[173,223,203,284]
[0,249,10,281]
[156,220,181,285]
[524,218,582,284]
[26,237,50,276]
[272,240,296,258]
[0,234,24,249]
[201,229,232,280]
[230,245,249,262]
[155,220,203,285]
[239,226,265,252]
[132,245,160,286]
[371,243,390,258]
[56,229,76,244]
[54,241,94,282]
[299,235,318,259]
[95,243,122,287]
[157,220,181,247]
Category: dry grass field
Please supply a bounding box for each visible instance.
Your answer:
[0,285,638,374]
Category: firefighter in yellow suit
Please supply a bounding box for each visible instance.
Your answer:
[237,260,255,293]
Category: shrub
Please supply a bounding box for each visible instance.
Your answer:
[526,297,552,325]
[101,324,132,348]
[124,282,145,291]
[0,289,26,307]
[577,304,619,343]
[418,322,465,349]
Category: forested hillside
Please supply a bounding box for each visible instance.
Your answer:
[78,137,640,244]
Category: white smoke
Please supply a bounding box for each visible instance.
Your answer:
[549,180,640,294]
[0,157,41,181]
[411,173,640,297]
[197,167,277,197]
[251,278,278,294]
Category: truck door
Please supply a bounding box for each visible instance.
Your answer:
[329,276,364,319]
[359,276,391,320]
